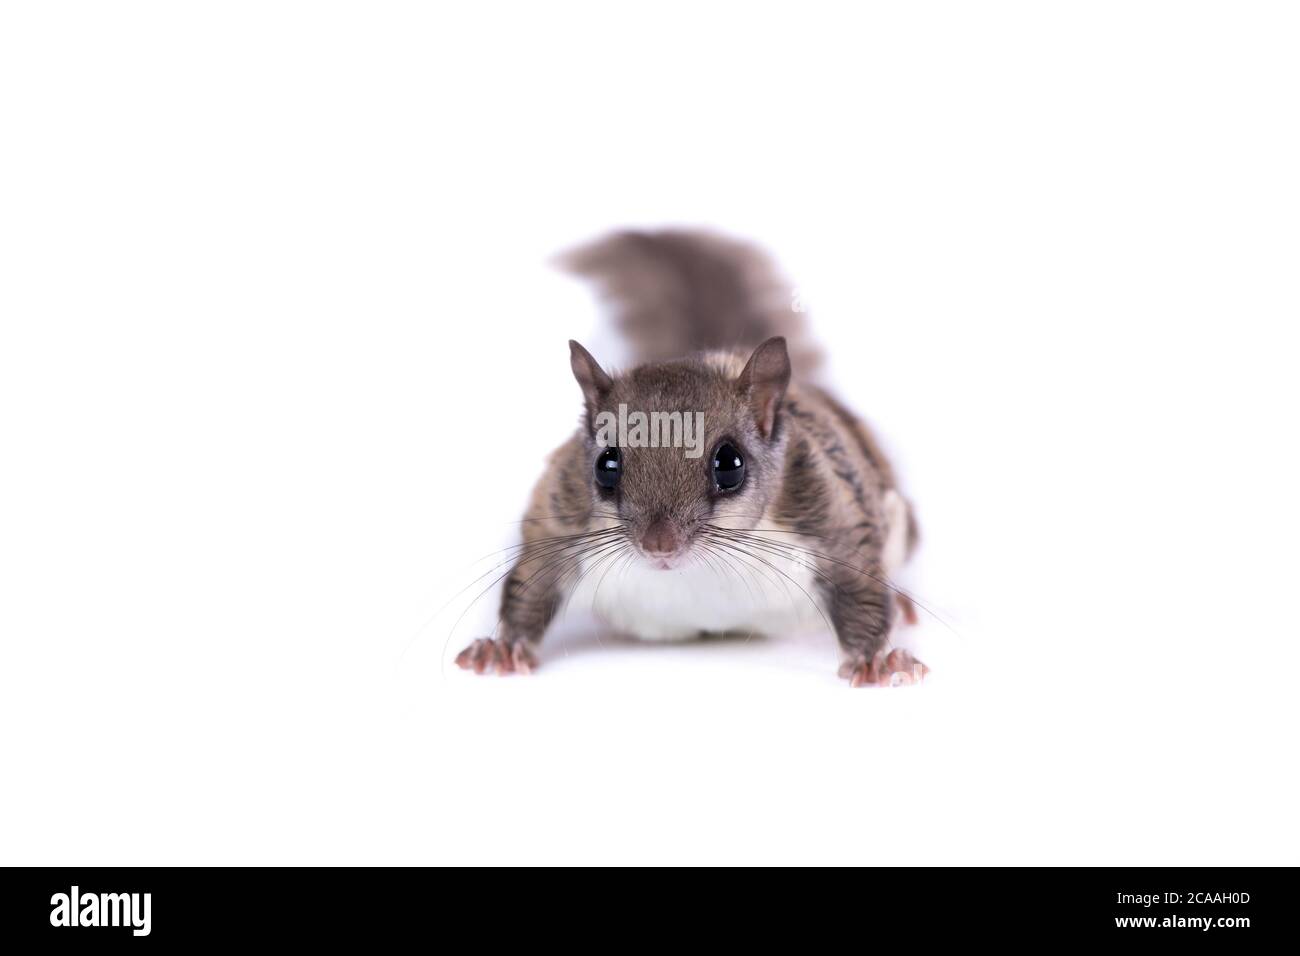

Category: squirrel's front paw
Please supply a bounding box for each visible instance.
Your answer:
[455,638,538,676]
[838,648,928,688]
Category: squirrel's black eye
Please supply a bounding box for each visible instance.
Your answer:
[713,442,745,491]
[594,447,621,489]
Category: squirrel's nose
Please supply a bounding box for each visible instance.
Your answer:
[641,519,682,556]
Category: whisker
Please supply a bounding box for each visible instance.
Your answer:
[481,536,629,647]
[509,510,629,525]
[707,526,957,634]
[435,529,629,676]
[705,529,849,602]
[435,527,625,623]
[705,536,836,636]
[560,541,631,618]
[469,526,626,565]
[693,542,764,642]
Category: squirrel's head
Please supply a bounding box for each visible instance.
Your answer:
[569,337,791,569]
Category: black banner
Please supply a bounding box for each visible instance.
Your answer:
[0,867,1290,946]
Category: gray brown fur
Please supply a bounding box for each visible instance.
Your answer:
[560,229,824,379]
[457,230,924,685]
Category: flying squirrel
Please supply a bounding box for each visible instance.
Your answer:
[456,230,926,687]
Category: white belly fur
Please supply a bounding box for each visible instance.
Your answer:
[566,497,910,643]
[567,528,829,641]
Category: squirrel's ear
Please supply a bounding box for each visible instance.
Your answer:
[569,340,613,407]
[736,337,791,440]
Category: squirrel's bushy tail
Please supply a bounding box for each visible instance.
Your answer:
[560,229,823,379]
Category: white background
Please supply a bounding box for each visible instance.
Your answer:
[2,2,1298,865]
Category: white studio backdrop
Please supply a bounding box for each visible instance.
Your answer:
[1,3,1297,865]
